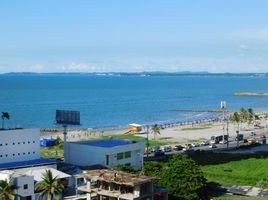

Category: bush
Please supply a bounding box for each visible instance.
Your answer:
[159,154,207,200]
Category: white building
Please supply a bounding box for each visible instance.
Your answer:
[65,139,145,170]
[0,129,40,164]
[0,170,35,200]
[0,128,56,171]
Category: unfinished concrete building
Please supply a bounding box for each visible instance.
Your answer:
[68,169,167,200]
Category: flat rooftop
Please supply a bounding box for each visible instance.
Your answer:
[0,158,56,170]
[73,139,135,148]
[75,169,155,186]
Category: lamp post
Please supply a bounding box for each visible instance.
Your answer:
[146,125,149,158]
[221,101,227,146]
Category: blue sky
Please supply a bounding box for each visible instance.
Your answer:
[0,0,268,73]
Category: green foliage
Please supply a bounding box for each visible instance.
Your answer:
[0,179,17,200]
[35,169,64,200]
[115,165,137,173]
[144,155,207,200]
[151,124,161,140]
[55,136,63,145]
[256,178,268,189]
[1,112,10,129]
[143,161,163,178]
[159,154,207,200]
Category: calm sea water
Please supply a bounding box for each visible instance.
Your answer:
[1,75,268,129]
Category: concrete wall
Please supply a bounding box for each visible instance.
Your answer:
[0,129,40,164]
[65,141,145,170]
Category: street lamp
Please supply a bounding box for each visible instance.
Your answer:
[221,101,228,148]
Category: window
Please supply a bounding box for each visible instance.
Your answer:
[117,153,124,160]
[5,154,8,157]
[13,154,15,156]
[23,184,28,190]
[125,151,131,158]
[18,153,20,156]
[5,143,8,146]
[13,142,15,145]
[0,155,2,157]
[23,153,25,155]
[28,141,30,144]
[0,144,2,146]
[23,142,25,144]
[18,142,20,145]
[28,152,30,154]
[33,152,35,154]
[33,141,35,143]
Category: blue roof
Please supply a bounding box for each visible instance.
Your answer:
[76,139,133,148]
[0,158,57,170]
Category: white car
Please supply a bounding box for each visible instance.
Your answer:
[209,144,217,148]
[219,140,227,144]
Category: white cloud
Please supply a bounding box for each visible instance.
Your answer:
[232,28,268,40]
[60,62,110,72]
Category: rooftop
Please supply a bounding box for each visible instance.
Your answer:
[0,158,56,170]
[75,169,155,186]
[73,139,135,148]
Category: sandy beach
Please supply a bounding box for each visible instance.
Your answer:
[41,116,268,146]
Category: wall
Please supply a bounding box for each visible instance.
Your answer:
[0,129,40,164]
[65,141,145,170]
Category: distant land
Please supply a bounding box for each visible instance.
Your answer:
[1,71,268,77]
[234,92,268,96]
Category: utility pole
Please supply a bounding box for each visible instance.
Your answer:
[146,125,149,158]
[221,101,227,144]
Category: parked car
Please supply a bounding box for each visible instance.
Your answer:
[200,140,210,146]
[174,145,184,151]
[161,145,172,152]
[153,149,165,157]
[219,140,227,144]
[191,143,200,147]
[209,144,217,149]
[151,147,160,153]
[243,139,248,143]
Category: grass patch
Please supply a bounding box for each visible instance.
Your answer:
[213,195,267,200]
[202,157,268,187]
[40,144,64,159]
[101,134,167,147]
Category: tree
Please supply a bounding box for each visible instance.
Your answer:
[159,154,206,200]
[151,124,161,140]
[115,165,137,173]
[1,112,10,130]
[0,179,17,200]
[35,170,64,200]
[231,112,241,148]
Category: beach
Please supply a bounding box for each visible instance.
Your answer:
[41,115,268,147]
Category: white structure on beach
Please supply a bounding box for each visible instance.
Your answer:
[0,129,40,164]
[65,139,145,170]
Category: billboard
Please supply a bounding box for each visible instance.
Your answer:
[56,110,80,125]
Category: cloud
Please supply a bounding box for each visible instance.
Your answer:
[60,62,110,72]
[232,28,268,40]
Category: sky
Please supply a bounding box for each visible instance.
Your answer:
[0,0,268,73]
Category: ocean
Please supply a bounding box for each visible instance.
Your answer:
[1,74,268,129]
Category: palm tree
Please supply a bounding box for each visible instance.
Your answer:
[1,112,10,130]
[231,112,241,148]
[35,169,64,200]
[0,179,18,200]
[151,124,161,140]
